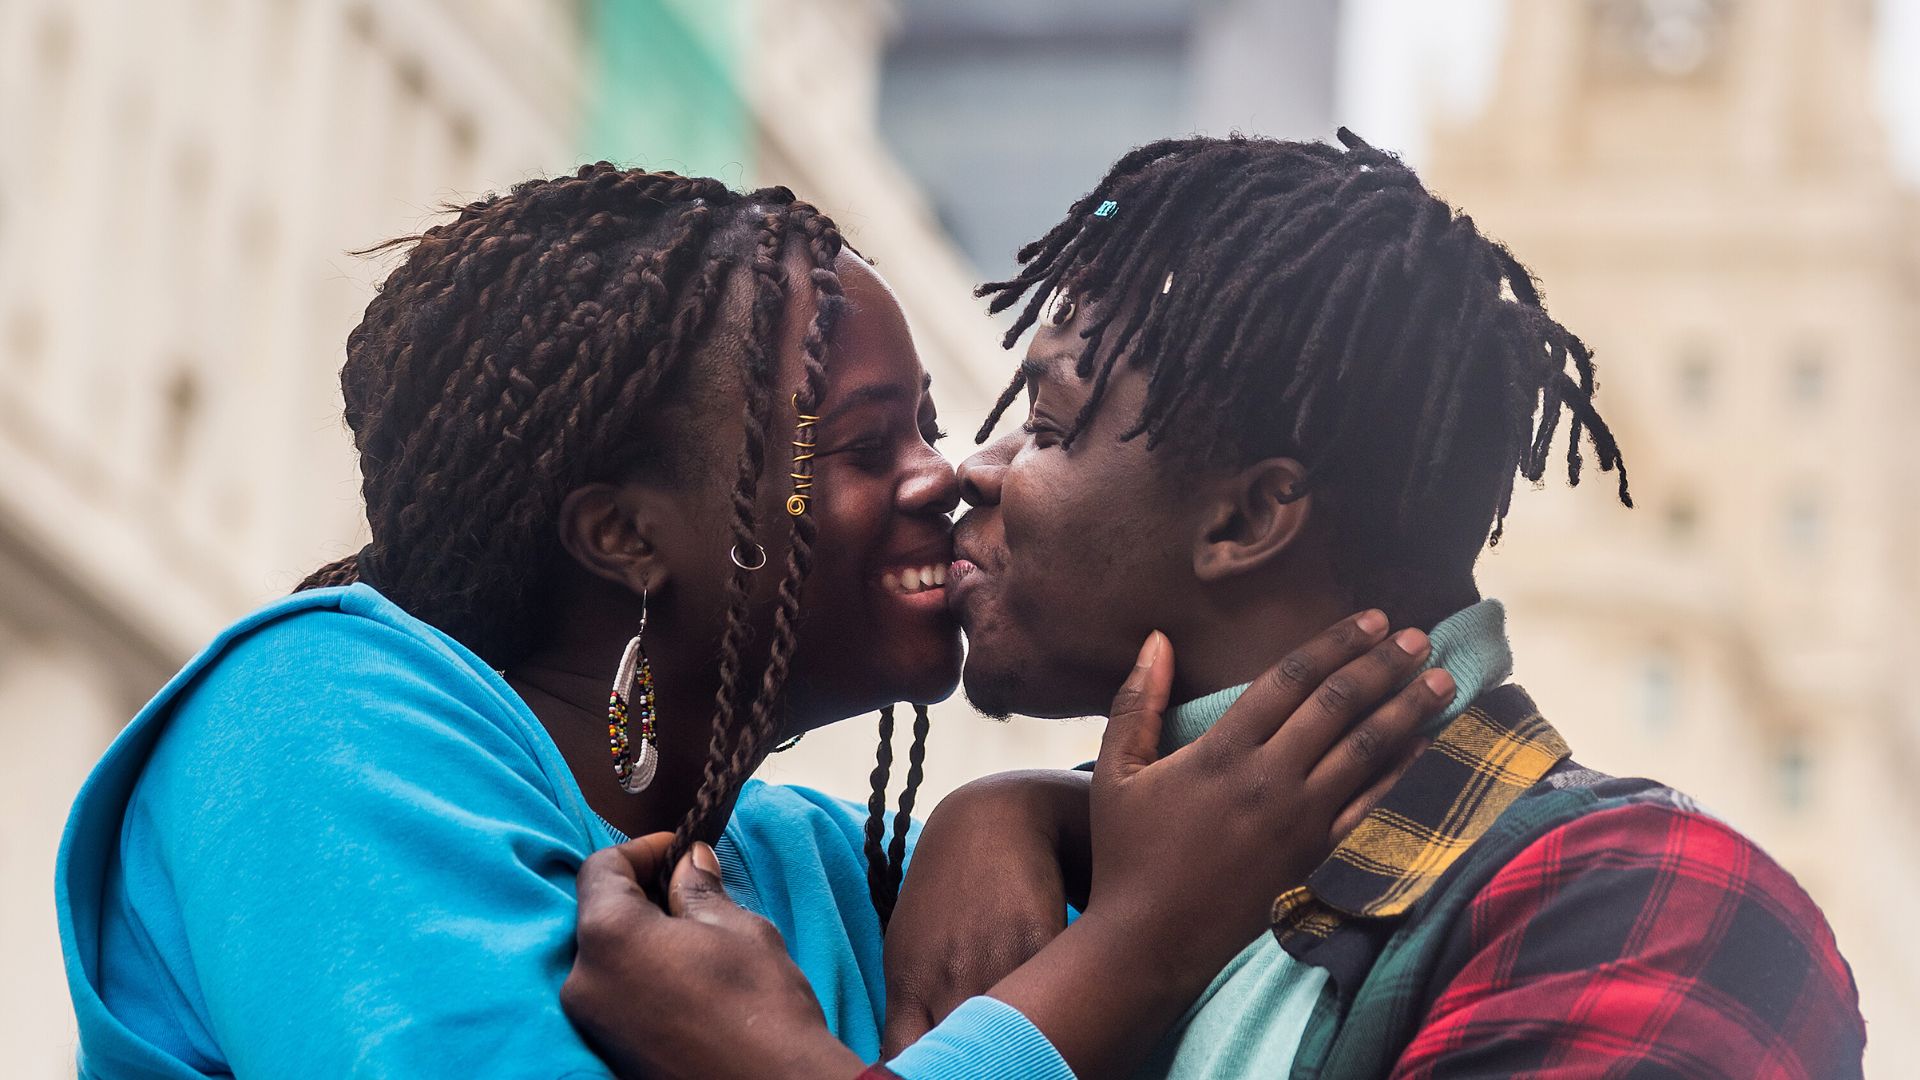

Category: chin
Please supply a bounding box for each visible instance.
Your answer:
[886,634,965,709]
[960,657,1023,721]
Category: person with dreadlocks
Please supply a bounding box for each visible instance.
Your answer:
[55,162,1436,1079]
[558,132,1866,1078]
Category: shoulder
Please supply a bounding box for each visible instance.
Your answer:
[165,585,528,759]
[136,585,579,847]
[732,781,876,850]
[1482,798,1839,949]
[1469,798,1862,1037]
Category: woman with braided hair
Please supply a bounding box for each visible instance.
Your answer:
[54,163,1427,1079]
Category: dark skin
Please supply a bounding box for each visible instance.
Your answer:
[559,282,1454,1078]
[568,619,1450,1080]
[950,288,1370,719]
[502,249,962,842]
[886,288,1448,1051]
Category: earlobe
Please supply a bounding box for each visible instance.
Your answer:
[1192,458,1311,583]
[558,483,666,596]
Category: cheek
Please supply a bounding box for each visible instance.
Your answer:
[1002,466,1125,614]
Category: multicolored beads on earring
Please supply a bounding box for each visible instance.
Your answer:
[608,605,660,794]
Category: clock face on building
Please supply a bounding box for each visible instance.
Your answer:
[1590,0,1730,78]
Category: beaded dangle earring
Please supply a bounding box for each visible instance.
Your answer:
[608,590,661,794]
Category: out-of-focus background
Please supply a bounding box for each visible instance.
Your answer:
[2,0,1916,1073]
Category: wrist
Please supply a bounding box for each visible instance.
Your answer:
[987,907,1206,1077]
[779,1026,866,1080]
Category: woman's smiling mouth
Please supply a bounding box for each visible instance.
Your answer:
[881,563,947,594]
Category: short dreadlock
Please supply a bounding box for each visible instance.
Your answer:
[976,129,1631,622]
[295,164,922,922]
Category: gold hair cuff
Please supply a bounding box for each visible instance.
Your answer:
[790,394,819,517]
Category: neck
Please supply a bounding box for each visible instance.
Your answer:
[1167,573,1483,704]
[1165,587,1354,704]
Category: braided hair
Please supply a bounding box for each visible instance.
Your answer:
[976,130,1631,622]
[295,163,914,918]
[861,703,931,926]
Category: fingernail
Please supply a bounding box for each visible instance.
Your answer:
[1135,631,1165,672]
[691,841,721,876]
[1357,610,1388,635]
[1421,668,1456,698]
[1394,628,1429,656]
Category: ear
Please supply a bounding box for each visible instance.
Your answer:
[1192,457,1313,583]
[558,482,669,598]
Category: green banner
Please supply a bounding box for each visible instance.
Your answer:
[582,0,753,180]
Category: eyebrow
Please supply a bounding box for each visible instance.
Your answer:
[818,382,911,425]
[1020,354,1068,384]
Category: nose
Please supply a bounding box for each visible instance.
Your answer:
[899,443,961,518]
[957,433,1017,508]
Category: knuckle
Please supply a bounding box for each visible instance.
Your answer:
[1108,684,1144,718]
[574,908,626,954]
[1318,673,1363,711]
[1274,651,1316,691]
[1346,723,1383,766]
[558,972,589,1016]
[747,913,786,950]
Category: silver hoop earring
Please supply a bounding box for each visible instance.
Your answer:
[607,591,660,794]
[730,542,768,571]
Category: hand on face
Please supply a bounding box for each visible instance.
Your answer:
[1082,610,1450,987]
[563,836,862,1080]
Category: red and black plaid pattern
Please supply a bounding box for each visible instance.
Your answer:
[1392,802,1865,1078]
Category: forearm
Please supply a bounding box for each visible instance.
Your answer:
[946,769,1092,909]
[985,908,1211,1079]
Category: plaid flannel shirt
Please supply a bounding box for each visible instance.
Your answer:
[864,685,1865,1079]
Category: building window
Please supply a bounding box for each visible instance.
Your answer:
[1664,496,1698,541]
[1776,739,1812,812]
[1783,494,1823,554]
[1677,348,1713,409]
[1639,651,1676,735]
[1788,347,1825,407]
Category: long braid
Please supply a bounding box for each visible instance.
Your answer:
[863,706,898,924]
[666,198,847,869]
[975,129,1632,622]
[861,701,933,928]
[885,704,932,905]
[671,210,793,866]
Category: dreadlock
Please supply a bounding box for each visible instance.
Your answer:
[976,129,1631,622]
[292,163,913,912]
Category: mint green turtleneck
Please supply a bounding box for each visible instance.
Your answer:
[1139,600,1513,1080]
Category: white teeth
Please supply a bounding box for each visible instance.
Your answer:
[887,564,950,594]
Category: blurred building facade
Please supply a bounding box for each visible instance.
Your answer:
[1429,0,1920,1070]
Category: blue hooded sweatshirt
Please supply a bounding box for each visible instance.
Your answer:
[55,583,1066,1079]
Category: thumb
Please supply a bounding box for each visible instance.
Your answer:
[1097,631,1174,783]
[666,841,739,924]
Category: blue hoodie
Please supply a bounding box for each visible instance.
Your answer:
[55,583,1067,1079]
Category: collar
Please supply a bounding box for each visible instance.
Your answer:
[1271,683,1570,988]
[1160,599,1515,755]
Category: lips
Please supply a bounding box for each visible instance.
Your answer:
[873,536,954,598]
